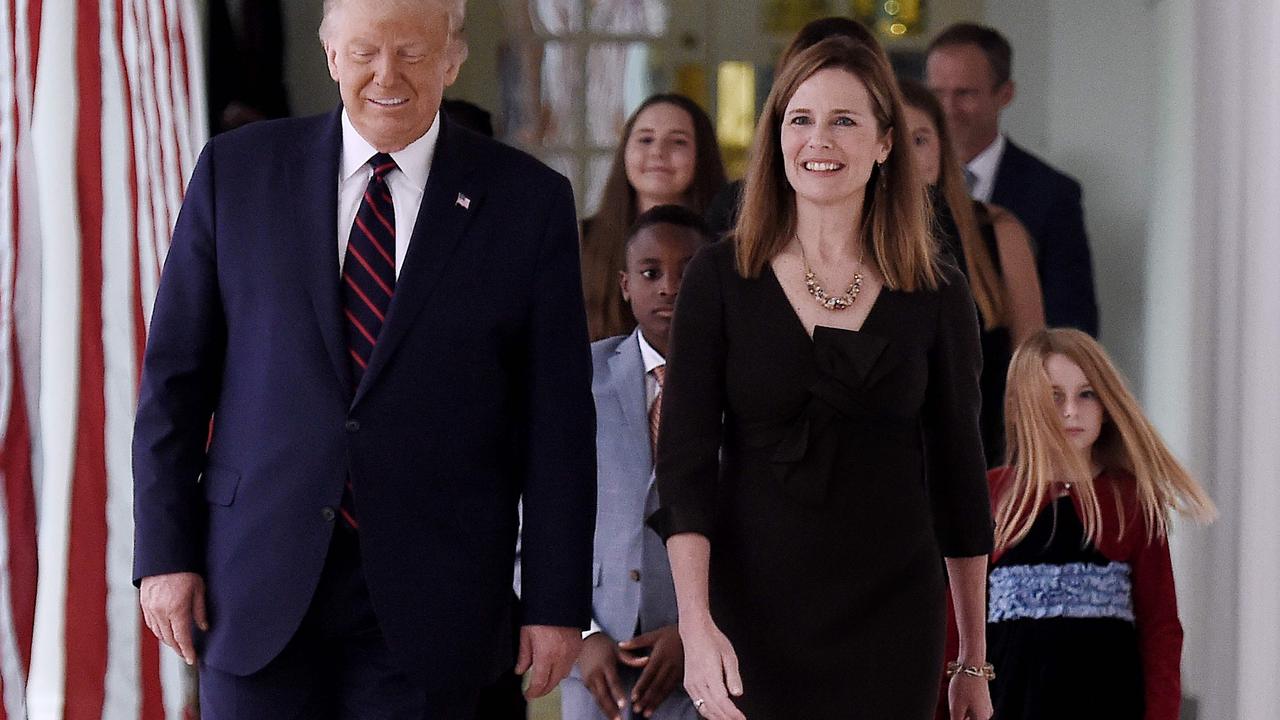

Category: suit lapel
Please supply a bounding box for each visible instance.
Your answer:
[352,117,484,407]
[606,330,654,479]
[284,108,351,399]
[989,139,1021,208]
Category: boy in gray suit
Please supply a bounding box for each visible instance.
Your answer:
[562,206,709,720]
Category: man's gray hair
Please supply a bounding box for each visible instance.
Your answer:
[318,0,467,44]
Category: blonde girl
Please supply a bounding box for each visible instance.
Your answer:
[987,328,1215,720]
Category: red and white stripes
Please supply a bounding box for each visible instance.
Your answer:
[2,4,45,720]
[5,1,205,718]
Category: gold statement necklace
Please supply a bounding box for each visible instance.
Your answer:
[799,237,865,311]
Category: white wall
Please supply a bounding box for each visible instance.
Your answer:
[282,1,337,116]
[1151,2,1280,718]
[1143,2,1216,714]
[980,0,1049,151]
[984,0,1157,394]
[446,0,504,122]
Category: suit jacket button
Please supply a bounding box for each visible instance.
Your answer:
[629,569,642,582]
[321,506,336,522]
[344,420,360,433]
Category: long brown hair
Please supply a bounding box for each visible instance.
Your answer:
[582,94,725,340]
[997,329,1216,551]
[898,78,1005,328]
[732,38,939,291]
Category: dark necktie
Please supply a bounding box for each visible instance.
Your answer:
[343,152,397,384]
[339,152,397,529]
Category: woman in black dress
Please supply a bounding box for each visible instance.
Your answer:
[898,78,1044,467]
[647,38,995,720]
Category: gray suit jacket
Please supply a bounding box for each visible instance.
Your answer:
[562,330,695,720]
[587,329,678,641]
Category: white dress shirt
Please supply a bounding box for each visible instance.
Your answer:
[337,111,440,278]
[636,330,667,412]
[965,133,1007,203]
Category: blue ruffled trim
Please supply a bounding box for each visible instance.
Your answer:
[989,562,1135,623]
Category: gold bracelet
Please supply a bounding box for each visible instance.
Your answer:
[945,660,996,680]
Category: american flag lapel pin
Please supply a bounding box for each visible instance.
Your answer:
[455,192,471,210]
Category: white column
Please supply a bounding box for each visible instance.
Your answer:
[1147,1,1280,718]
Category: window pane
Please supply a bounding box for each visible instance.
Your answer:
[540,41,583,147]
[530,0,584,35]
[589,0,669,36]
[586,42,657,148]
[717,61,757,179]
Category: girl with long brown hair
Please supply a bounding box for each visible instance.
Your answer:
[898,77,1044,466]
[986,328,1215,720]
[649,37,994,720]
[581,94,726,340]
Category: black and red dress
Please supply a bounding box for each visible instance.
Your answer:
[985,468,1184,720]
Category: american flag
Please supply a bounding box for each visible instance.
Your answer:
[3,1,206,717]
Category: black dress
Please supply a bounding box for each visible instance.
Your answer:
[987,497,1144,719]
[649,242,993,718]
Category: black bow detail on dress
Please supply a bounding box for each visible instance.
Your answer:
[768,328,897,505]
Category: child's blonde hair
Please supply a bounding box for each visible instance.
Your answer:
[997,329,1216,551]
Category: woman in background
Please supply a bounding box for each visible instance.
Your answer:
[582,94,725,340]
[899,78,1044,466]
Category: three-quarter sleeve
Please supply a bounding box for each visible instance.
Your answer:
[923,265,994,557]
[647,243,728,540]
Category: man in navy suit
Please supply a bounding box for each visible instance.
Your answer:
[927,22,1099,336]
[132,0,595,716]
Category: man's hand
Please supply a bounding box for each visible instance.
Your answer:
[139,572,207,666]
[576,632,625,720]
[618,625,683,718]
[515,624,583,699]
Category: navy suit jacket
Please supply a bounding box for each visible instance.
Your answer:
[132,109,597,690]
[990,139,1099,336]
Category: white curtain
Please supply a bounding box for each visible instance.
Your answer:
[1146,1,1280,717]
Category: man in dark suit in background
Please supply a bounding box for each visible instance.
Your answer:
[927,22,1099,336]
[133,0,596,716]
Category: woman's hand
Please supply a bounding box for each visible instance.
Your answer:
[948,673,994,720]
[678,615,745,720]
[945,556,992,720]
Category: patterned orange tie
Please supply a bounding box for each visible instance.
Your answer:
[649,365,665,457]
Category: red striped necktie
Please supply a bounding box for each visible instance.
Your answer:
[342,152,398,385]
[649,365,665,457]
[339,152,397,530]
